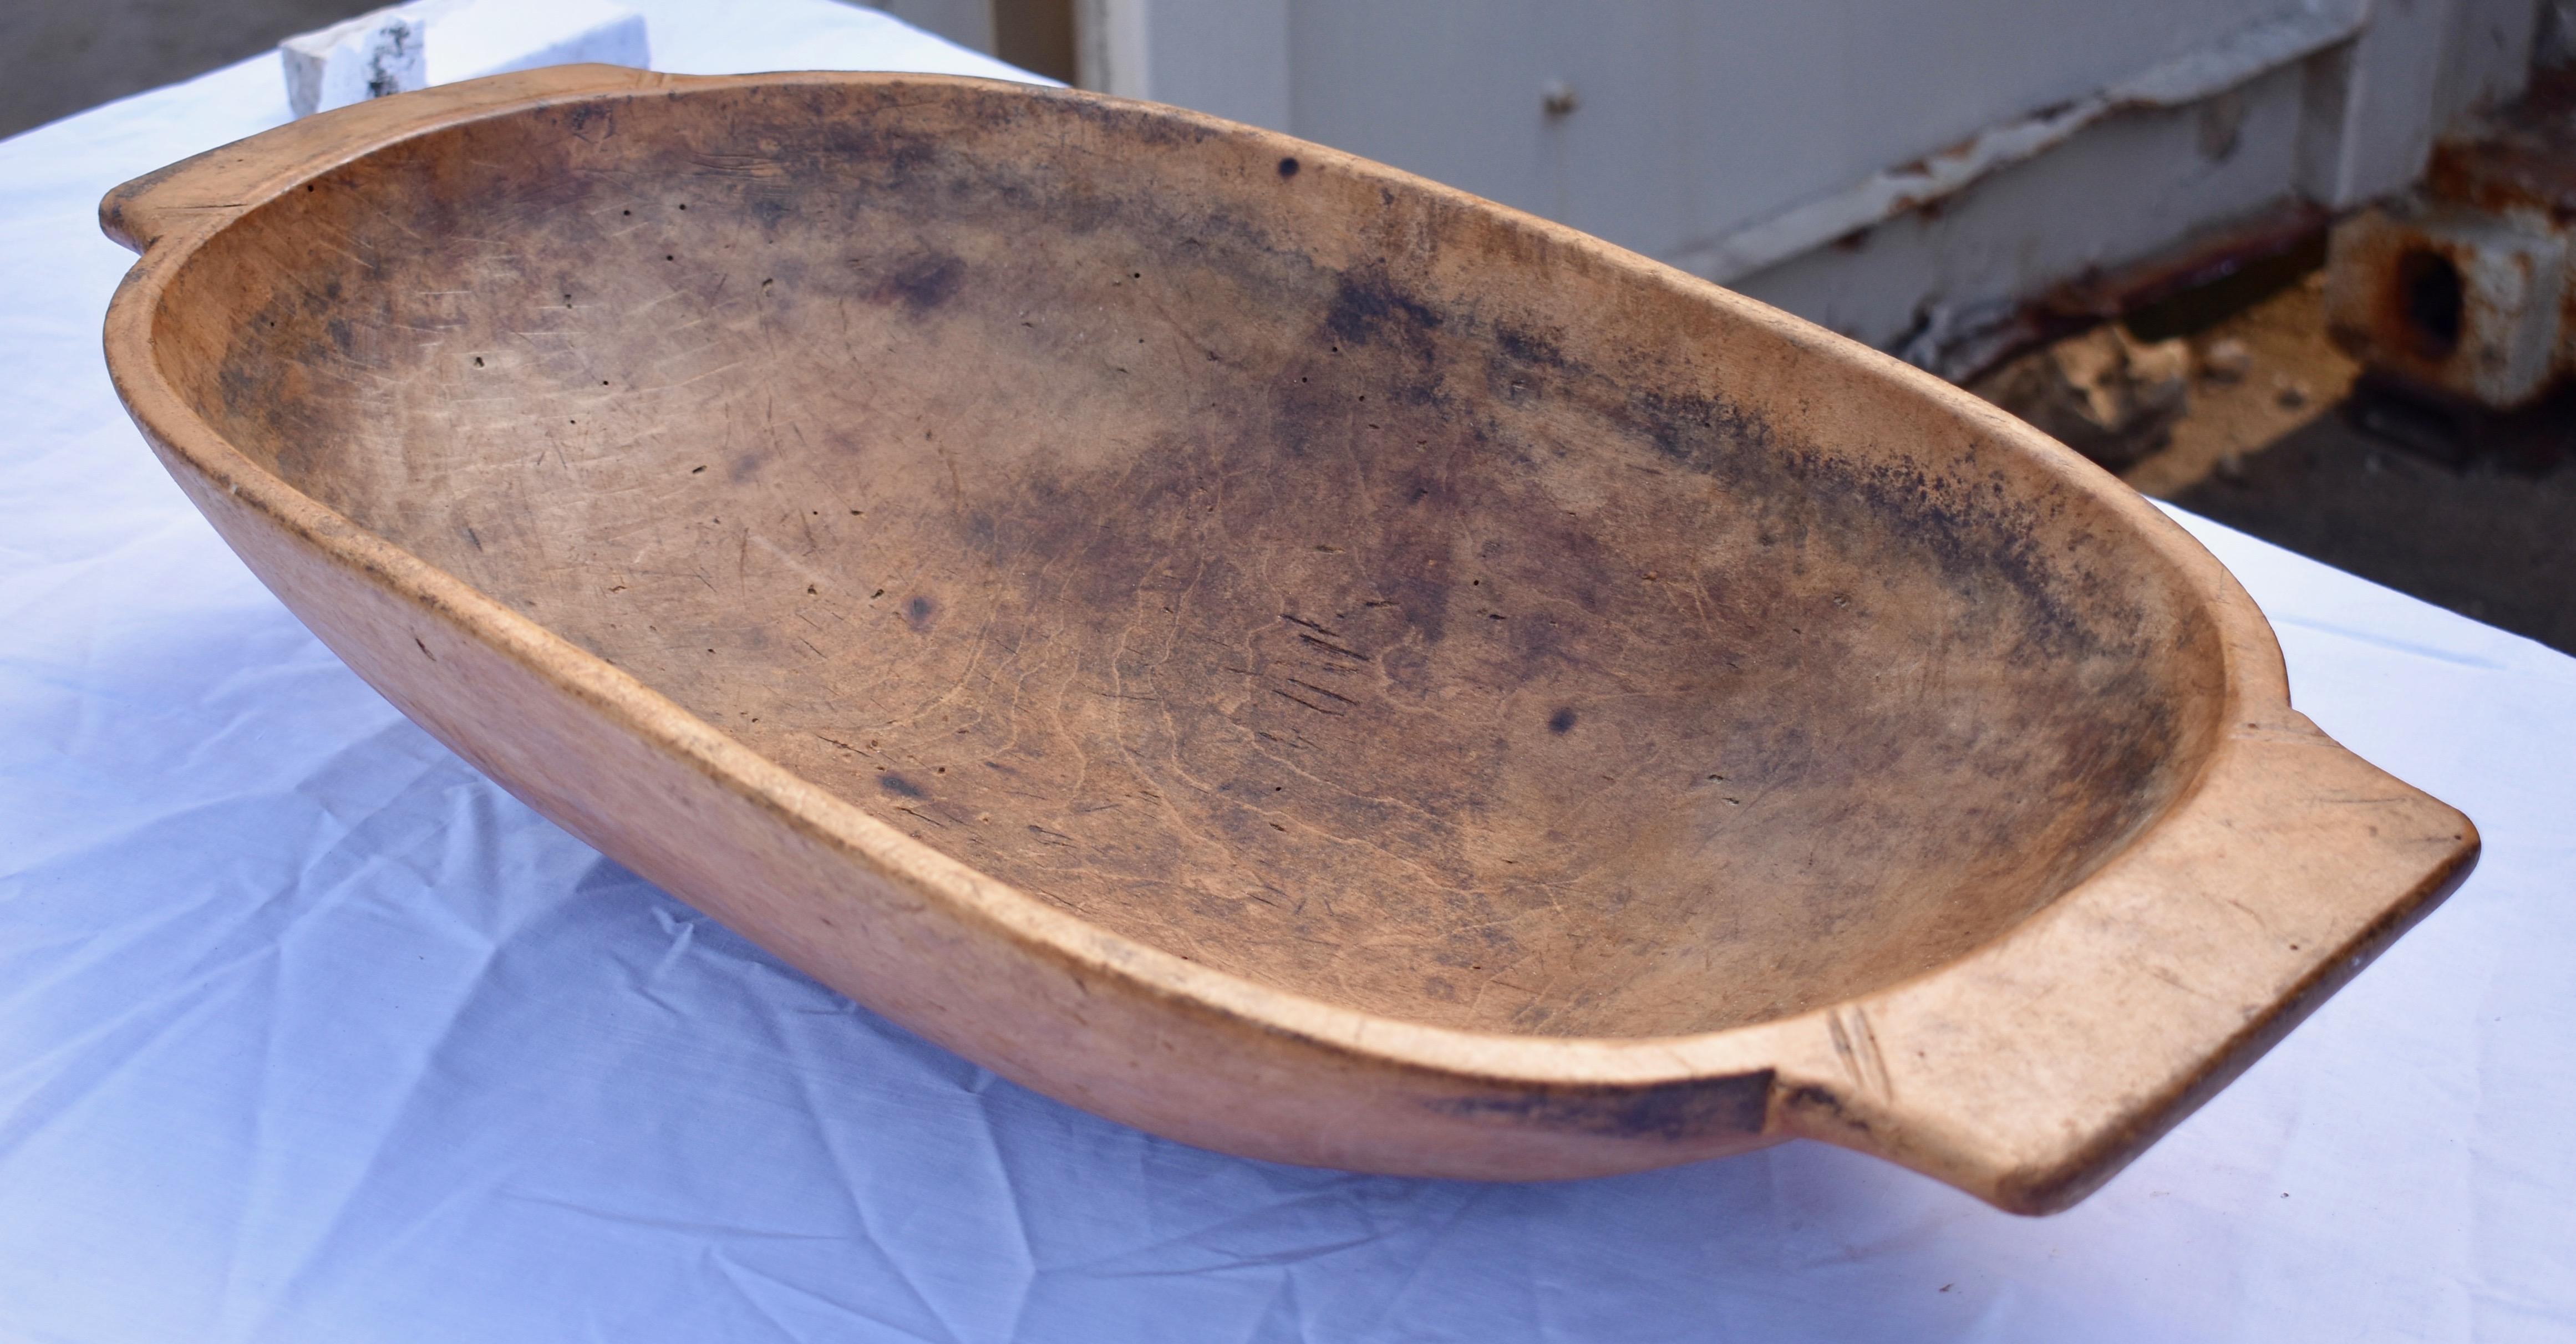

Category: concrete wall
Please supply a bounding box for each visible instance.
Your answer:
[0,0,383,139]
[1070,0,2546,373]
[12,0,2544,374]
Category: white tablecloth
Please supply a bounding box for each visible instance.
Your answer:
[4,7,2572,1340]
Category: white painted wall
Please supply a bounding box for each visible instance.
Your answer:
[874,0,993,54]
[1285,2,2321,259]
[903,0,2545,369]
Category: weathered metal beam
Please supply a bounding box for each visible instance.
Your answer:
[1675,7,2364,285]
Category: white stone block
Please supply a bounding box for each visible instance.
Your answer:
[282,11,427,119]
[281,0,649,119]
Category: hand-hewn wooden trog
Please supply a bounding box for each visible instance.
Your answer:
[101,65,2478,1214]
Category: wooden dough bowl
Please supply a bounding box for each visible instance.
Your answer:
[102,66,2477,1213]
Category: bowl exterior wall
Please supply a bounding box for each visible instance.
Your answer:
[135,414,1784,1179]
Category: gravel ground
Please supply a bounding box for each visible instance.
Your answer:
[2020,272,2576,656]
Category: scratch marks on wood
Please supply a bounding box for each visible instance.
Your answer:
[1828,1005,1893,1102]
[1270,687,1344,717]
[1294,632,1369,661]
[1282,677,1356,706]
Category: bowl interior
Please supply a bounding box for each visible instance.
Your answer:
[155,80,2228,1037]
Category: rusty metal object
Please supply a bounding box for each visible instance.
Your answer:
[1925,202,2328,386]
[2046,203,2331,338]
[1678,8,2362,286]
[100,67,2475,1214]
[2326,72,2576,408]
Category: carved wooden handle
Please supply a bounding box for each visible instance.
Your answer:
[103,64,669,253]
[1766,712,2477,1213]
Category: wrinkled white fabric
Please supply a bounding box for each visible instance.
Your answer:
[3,7,2572,1340]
